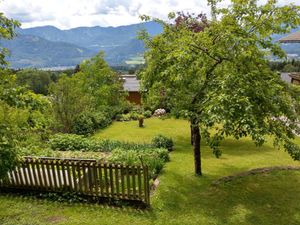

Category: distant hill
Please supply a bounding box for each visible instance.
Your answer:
[17,22,162,50]
[2,21,163,68]
[2,34,96,68]
[106,39,145,65]
[1,22,300,68]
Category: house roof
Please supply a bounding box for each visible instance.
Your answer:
[279,31,300,43]
[289,72,300,81]
[121,75,140,92]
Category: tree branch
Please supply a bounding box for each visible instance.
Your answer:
[189,43,222,62]
[191,59,224,105]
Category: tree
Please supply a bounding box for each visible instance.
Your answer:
[49,74,91,133]
[0,12,20,179]
[0,72,50,179]
[75,52,125,109]
[50,52,125,134]
[0,12,20,66]
[16,69,53,95]
[139,0,300,175]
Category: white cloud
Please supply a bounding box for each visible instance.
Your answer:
[0,0,298,29]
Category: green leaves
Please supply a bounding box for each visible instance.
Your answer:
[284,140,300,161]
[139,0,300,162]
[49,53,125,134]
[0,12,20,67]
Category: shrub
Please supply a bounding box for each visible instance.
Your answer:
[143,110,152,118]
[151,135,174,151]
[120,114,131,121]
[131,105,143,114]
[48,135,170,178]
[0,143,18,179]
[94,139,154,152]
[129,111,139,120]
[48,134,94,151]
[71,111,112,135]
[108,148,168,178]
[49,136,155,153]
[95,139,124,152]
[91,112,112,129]
[71,113,95,135]
[115,114,123,121]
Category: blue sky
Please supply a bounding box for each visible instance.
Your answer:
[0,0,298,29]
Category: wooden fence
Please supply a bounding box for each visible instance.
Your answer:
[0,157,150,205]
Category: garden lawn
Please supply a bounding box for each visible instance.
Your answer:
[1,118,300,225]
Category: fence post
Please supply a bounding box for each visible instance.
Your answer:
[143,165,150,205]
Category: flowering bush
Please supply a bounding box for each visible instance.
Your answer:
[153,108,166,117]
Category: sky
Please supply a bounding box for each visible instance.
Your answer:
[0,0,298,30]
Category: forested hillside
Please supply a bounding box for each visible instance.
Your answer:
[1,21,162,68]
[1,21,299,68]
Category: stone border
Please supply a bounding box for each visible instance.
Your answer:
[212,166,300,186]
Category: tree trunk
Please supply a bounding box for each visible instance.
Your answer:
[190,124,194,145]
[191,121,202,176]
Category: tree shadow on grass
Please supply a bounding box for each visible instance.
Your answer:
[153,168,300,225]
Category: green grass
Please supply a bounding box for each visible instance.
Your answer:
[1,118,300,225]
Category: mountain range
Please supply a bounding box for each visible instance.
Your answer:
[1,22,300,69]
[2,21,162,68]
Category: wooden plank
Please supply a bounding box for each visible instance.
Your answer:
[15,166,23,187]
[32,159,40,188]
[14,166,21,187]
[22,159,29,186]
[8,170,14,186]
[144,166,150,205]
[82,163,89,194]
[77,162,83,193]
[56,160,63,190]
[115,164,120,198]
[109,164,114,197]
[87,163,94,194]
[120,165,125,199]
[66,161,73,191]
[61,160,67,190]
[51,160,58,190]
[143,166,148,204]
[71,161,78,192]
[46,160,53,190]
[7,172,14,186]
[104,163,109,197]
[26,158,34,187]
[41,160,48,190]
[22,161,29,186]
[98,164,104,197]
[126,165,131,199]
[132,166,136,199]
[10,172,14,186]
[30,159,36,187]
[137,166,142,200]
[93,162,99,196]
[36,160,43,188]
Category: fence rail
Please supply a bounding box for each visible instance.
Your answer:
[0,157,150,205]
